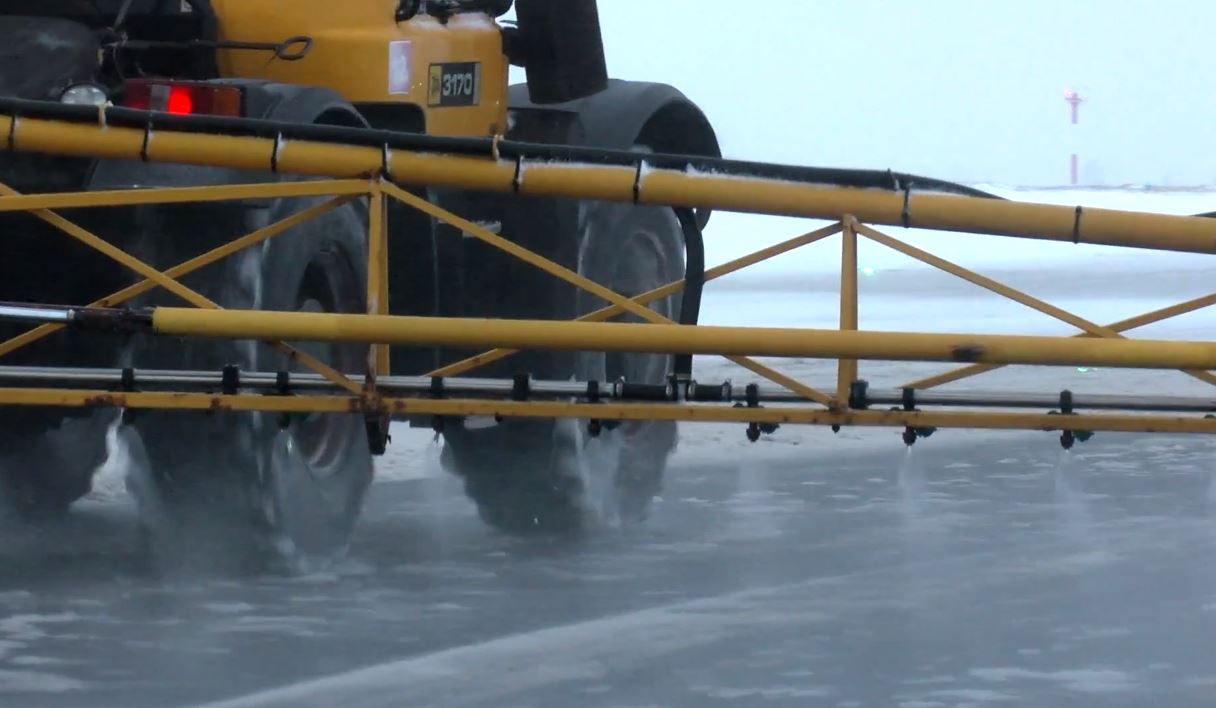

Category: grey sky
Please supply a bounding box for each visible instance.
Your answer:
[581,1,1216,186]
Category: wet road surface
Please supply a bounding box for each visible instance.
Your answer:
[3,429,1216,707]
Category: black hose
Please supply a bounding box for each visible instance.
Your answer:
[0,97,1035,202]
[672,208,704,379]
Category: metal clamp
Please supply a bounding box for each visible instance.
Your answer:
[894,386,935,446]
[1050,389,1092,449]
[221,365,240,396]
[511,372,531,401]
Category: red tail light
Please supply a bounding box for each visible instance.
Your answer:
[121,80,244,117]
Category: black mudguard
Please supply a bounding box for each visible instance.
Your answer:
[508,78,720,160]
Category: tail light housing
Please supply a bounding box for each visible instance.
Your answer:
[121,80,245,117]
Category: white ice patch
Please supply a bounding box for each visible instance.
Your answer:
[693,684,833,700]
[210,616,328,639]
[969,667,1137,694]
[0,669,85,694]
[925,688,1017,702]
[0,613,81,643]
[8,656,75,668]
[202,602,257,615]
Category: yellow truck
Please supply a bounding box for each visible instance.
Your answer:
[0,0,722,556]
[3,1,1214,565]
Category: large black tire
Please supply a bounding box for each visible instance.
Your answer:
[125,192,373,564]
[441,201,683,533]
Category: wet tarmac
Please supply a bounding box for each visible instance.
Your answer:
[3,427,1216,707]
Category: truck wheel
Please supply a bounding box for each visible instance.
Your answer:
[442,202,682,533]
[127,194,373,563]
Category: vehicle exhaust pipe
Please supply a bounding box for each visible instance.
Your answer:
[513,0,609,104]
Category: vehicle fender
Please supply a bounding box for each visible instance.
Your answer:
[508,78,719,161]
[507,79,720,226]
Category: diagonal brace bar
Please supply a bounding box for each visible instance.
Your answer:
[858,222,1216,389]
[0,196,354,359]
[904,291,1216,390]
[837,216,859,407]
[0,179,372,213]
[426,222,843,378]
[383,182,834,406]
[0,181,362,394]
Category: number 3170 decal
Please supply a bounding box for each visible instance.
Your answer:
[428,62,482,107]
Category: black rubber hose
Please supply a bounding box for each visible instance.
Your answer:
[15,98,1216,217]
[15,97,1216,217]
[0,98,1000,201]
[672,208,704,378]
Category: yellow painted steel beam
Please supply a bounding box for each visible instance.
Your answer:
[150,307,1216,371]
[903,290,1216,390]
[383,182,672,326]
[719,357,833,408]
[425,222,843,379]
[0,181,220,310]
[0,180,372,212]
[1,386,1214,435]
[837,217,859,406]
[6,114,1216,255]
[0,181,361,395]
[0,196,354,359]
[859,223,1216,388]
[366,188,390,379]
[385,182,834,406]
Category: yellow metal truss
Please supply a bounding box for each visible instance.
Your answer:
[1,111,1215,439]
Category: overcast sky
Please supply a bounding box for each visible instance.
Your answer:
[573,1,1216,187]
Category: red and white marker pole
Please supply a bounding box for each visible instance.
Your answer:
[1064,88,1083,185]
